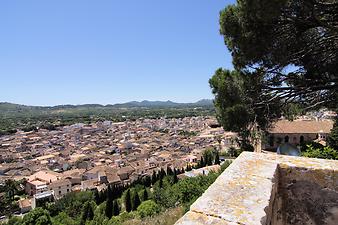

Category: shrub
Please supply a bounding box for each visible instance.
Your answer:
[137,200,160,218]
[21,207,52,225]
[301,144,338,160]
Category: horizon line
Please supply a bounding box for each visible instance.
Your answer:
[0,98,214,108]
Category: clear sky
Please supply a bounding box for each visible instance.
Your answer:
[0,0,235,106]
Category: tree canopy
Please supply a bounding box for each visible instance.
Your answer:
[211,0,338,141]
[219,0,337,110]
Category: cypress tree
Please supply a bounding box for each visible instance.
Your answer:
[173,171,178,184]
[132,191,141,211]
[125,189,132,212]
[160,168,166,178]
[166,166,173,176]
[105,186,114,219]
[142,188,148,201]
[87,203,94,220]
[215,151,220,165]
[99,190,106,204]
[93,189,100,204]
[159,178,163,188]
[81,201,94,224]
[112,200,120,216]
[200,156,205,167]
[144,175,151,187]
[116,185,123,198]
[151,170,157,185]
[206,153,213,166]
[111,185,118,200]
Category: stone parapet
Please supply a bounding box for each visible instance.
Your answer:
[175,152,338,225]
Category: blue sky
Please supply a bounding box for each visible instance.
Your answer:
[0,0,235,106]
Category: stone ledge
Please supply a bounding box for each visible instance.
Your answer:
[175,152,338,225]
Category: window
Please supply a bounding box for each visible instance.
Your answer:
[59,191,61,194]
[67,189,69,192]
[284,136,289,143]
[300,136,304,144]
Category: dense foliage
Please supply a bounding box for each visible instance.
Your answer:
[219,0,337,110]
[136,200,160,218]
[209,69,283,147]
[2,160,232,225]
[0,103,214,136]
[211,0,338,141]
[301,144,338,160]
[0,180,25,216]
[327,117,338,150]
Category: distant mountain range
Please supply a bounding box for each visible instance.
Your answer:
[0,99,214,110]
[112,99,213,108]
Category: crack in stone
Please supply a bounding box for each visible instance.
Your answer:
[190,209,242,224]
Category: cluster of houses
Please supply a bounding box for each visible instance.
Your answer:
[0,113,335,215]
[0,117,235,214]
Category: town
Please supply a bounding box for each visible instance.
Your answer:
[1,0,337,223]
[0,109,336,218]
[0,116,235,215]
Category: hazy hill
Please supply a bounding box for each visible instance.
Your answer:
[0,100,215,135]
[0,99,213,112]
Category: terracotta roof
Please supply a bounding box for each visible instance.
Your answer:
[49,179,71,188]
[269,120,333,134]
[62,169,85,178]
[28,170,61,183]
[29,180,46,186]
[18,198,31,208]
[117,166,135,175]
[81,179,98,190]
[106,171,121,184]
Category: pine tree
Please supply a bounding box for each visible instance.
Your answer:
[125,189,132,212]
[105,185,114,219]
[112,200,120,216]
[132,191,141,211]
[142,188,148,201]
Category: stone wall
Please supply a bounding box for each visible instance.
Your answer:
[175,152,338,225]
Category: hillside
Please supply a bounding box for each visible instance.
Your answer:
[0,100,214,135]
